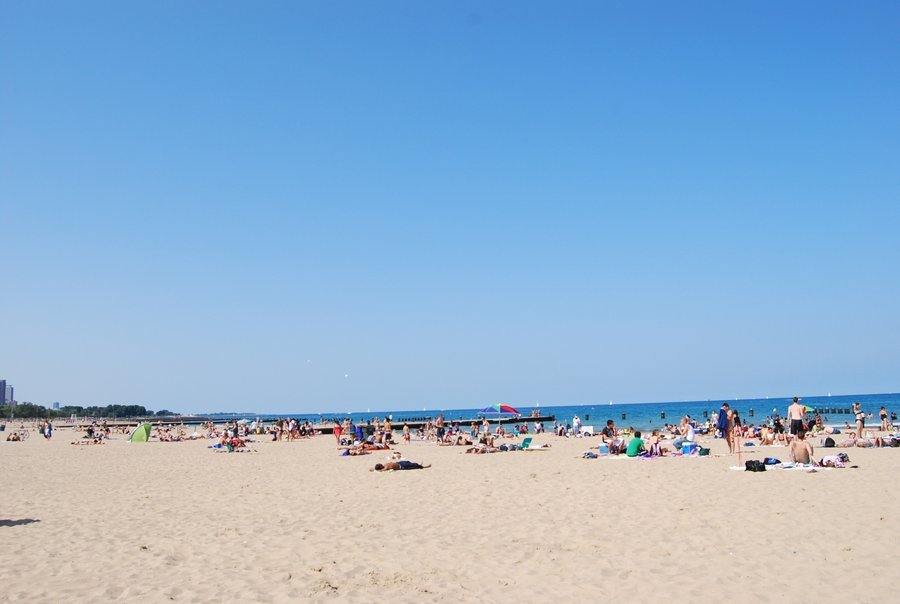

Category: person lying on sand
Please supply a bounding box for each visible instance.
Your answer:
[340,440,392,455]
[836,434,889,448]
[438,434,473,446]
[371,461,431,471]
[478,434,496,448]
[465,444,499,454]
[819,453,850,467]
[217,435,247,449]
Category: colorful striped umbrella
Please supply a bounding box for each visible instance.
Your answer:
[480,403,520,415]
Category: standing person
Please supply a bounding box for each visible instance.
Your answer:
[435,414,445,441]
[788,397,805,441]
[717,403,734,453]
[853,402,865,438]
[572,415,581,435]
[879,407,890,432]
[482,417,490,435]
[333,420,343,444]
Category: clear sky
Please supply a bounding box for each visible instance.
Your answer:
[2,2,898,413]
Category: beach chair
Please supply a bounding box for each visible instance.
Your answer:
[520,436,534,450]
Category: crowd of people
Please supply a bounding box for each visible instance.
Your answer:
[4,400,897,467]
[712,398,899,454]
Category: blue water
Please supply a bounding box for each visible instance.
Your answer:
[211,392,900,430]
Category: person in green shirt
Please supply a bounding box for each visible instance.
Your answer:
[625,431,645,457]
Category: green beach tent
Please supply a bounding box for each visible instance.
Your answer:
[129,423,152,443]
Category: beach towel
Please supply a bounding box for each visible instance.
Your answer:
[730,464,825,472]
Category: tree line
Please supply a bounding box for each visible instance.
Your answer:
[1,403,177,419]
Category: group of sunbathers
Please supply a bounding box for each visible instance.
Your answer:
[269,418,318,441]
[70,437,106,445]
[209,434,252,452]
[340,440,392,455]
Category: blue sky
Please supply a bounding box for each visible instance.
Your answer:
[2,2,898,413]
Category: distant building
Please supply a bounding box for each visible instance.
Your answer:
[0,379,6,404]
[5,385,13,405]
[52,401,60,410]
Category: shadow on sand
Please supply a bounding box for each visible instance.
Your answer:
[0,518,40,527]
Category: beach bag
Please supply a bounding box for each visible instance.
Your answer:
[823,437,835,448]
[837,452,850,463]
[698,447,710,456]
[763,457,781,465]
[744,460,766,472]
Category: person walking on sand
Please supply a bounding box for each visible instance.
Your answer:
[788,397,805,441]
[717,403,735,453]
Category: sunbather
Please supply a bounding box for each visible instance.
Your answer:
[647,430,666,456]
[372,460,431,471]
[788,430,816,465]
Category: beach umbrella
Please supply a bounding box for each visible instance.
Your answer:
[478,404,520,431]
[479,404,520,415]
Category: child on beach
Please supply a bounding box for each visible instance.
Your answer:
[647,430,665,456]
[625,431,645,457]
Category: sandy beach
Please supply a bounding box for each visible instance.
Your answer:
[1,428,898,603]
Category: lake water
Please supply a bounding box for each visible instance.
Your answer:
[220,392,899,430]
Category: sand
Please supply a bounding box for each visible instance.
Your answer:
[2,427,899,602]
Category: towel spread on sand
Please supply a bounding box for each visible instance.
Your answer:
[729,464,827,472]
